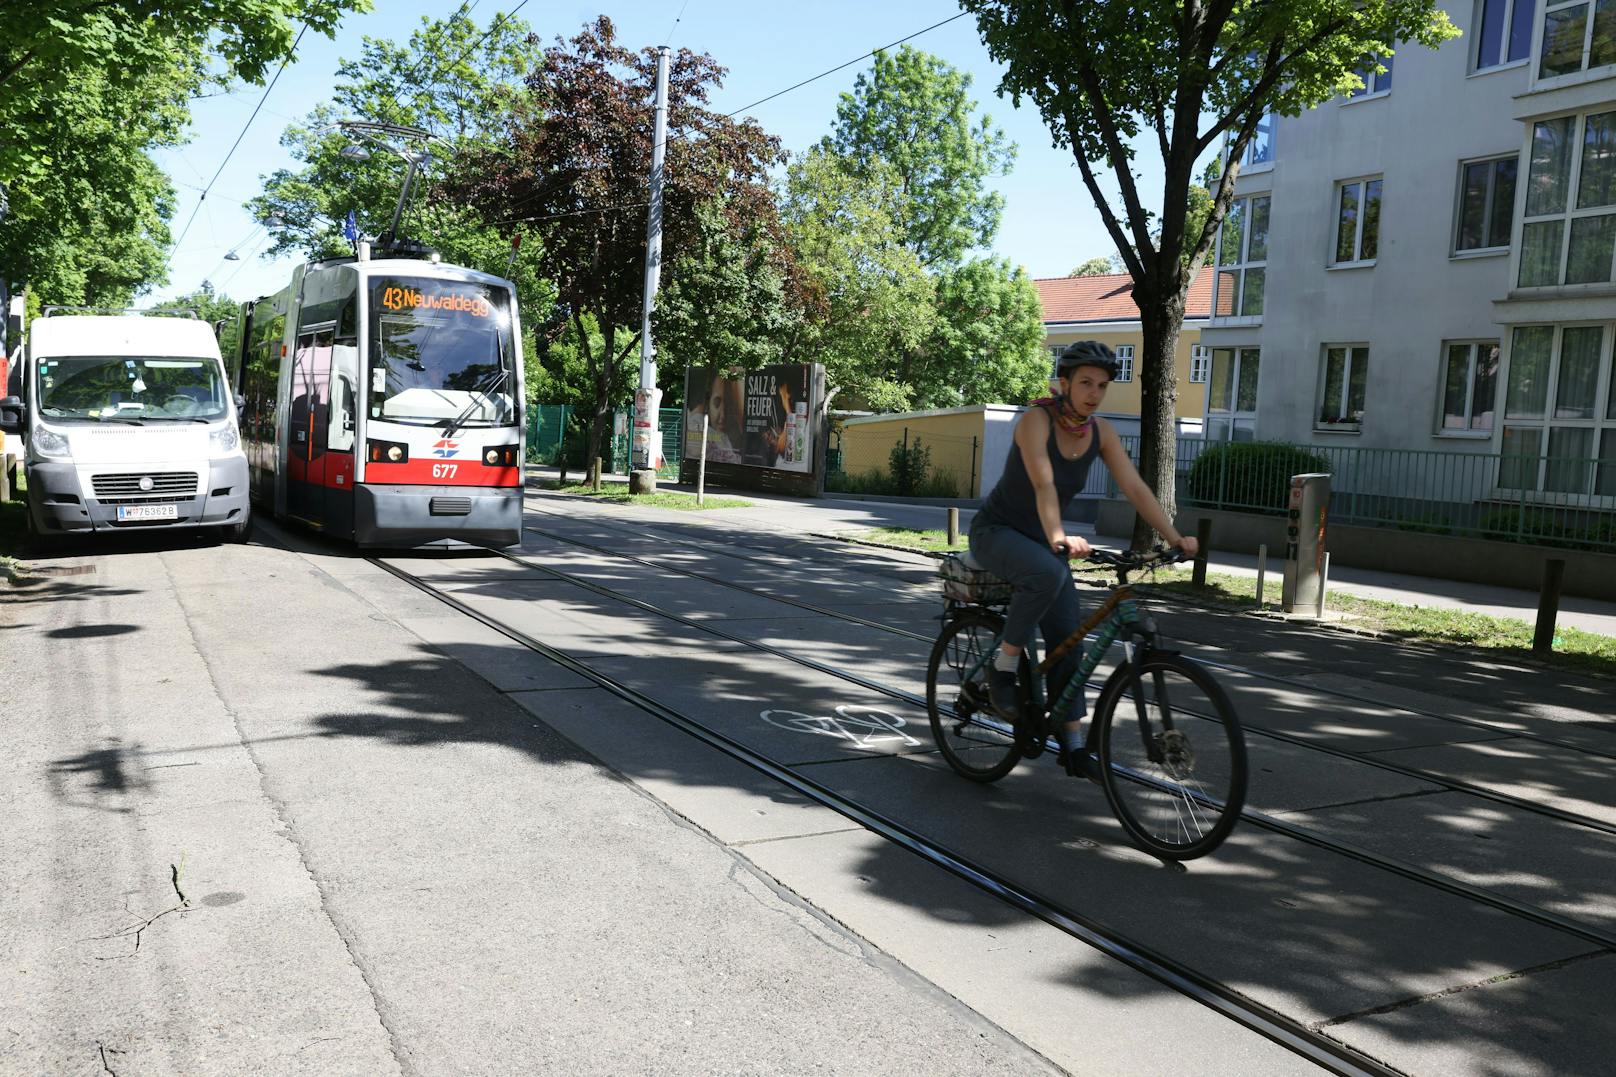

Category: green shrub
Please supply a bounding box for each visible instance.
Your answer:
[889,436,933,496]
[1478,506,1616,551]
[1184,441,1330,513]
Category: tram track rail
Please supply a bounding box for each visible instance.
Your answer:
[474,539,1616,954]
[524,496,1616,762]
[369,552,1406,1077]
[517,515,1616,840]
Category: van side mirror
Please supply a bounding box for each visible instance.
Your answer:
[0,395,22,435]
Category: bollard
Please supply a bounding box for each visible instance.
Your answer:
[1534,558,1566,657]
[1255,544,1268,607]
[1191,518,1212,586]
[592,456,602,492]
[558,457,568,488]
[1315,552,1331,620]
[697,414,709,507]
[947,506,960,548]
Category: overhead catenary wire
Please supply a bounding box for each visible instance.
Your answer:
[169,22,310,255]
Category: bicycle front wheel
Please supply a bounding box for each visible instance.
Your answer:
[926,608,1024,783]
[1094,652,1246,860]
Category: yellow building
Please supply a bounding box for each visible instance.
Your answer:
[1035,266,1214,423]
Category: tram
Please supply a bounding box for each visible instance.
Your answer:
[228,253,524,548]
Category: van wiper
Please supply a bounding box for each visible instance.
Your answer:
[441,363,510,438]
[97,417,145,425]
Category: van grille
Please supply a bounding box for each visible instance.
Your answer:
[92,472,198,498]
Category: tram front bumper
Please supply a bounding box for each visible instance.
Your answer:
[354,483,522,549]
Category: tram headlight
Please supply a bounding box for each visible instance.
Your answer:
[367,439,409,464]
[485,448,499,465]
[486,443,519,467]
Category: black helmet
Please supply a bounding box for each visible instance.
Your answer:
[1057,340,1120,379]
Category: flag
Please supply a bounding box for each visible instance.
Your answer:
[343,210,359,245]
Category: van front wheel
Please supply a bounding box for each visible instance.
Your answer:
[222,506,253,544]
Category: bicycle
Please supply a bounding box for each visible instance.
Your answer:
[926,546,1247,860]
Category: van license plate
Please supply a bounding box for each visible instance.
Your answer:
[117,504,179,522]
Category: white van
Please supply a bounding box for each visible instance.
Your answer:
[0,310,251,543]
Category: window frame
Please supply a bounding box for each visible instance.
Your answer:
[1211,192,1270,322]
[1473,0,1537,73]
[1114,344,1135,383]
[1514,108,1616,290]
[1533,0,1616,86]
[1342,53,1394,102]
[1452,153,1519,257]
[1190,345,1211,384]
[1436,339,1501,438]
[1242,110,1275,172]
[1206,346,1261,438]
[1330,175,1383,268]
[1497,320,1616,502]
[1316,343,1370,433]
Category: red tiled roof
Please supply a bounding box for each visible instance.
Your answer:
[1034,265,1214,324]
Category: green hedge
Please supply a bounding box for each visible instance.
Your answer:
[1184,441,1330,513]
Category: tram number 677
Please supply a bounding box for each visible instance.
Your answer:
[432,463,459,479]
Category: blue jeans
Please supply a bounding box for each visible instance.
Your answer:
[968,515,1086,720]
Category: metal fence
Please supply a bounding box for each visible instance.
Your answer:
[1107,435,1615,553]
[828,425,981,498]
[527,405,682,480]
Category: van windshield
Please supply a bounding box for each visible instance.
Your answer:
[368,277,516,427]
[36,356,228,421]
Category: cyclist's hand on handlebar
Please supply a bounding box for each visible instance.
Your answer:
[1053,536,1092,560]
[1175,535,1199,559]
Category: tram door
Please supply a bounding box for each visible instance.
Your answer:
[287,328,333,524]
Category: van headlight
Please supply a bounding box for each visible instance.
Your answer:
[209,425,240,454]
[32,427,70,458]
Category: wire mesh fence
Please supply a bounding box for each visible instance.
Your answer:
[1108,434,1615,552]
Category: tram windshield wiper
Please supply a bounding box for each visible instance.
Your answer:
[440,362,510,438]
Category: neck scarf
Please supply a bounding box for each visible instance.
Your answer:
[1030,395,1092,435]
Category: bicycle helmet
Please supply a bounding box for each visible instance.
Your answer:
[1056,340,1120,380]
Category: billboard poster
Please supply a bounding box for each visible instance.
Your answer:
[684,363,813,474]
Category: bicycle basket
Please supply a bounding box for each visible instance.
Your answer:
[938,552,1012,606]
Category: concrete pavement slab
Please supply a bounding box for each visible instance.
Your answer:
[1368,737,1616,828]
[1285,790,1616,933]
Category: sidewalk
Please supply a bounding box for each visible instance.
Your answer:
[528,466,1616,638]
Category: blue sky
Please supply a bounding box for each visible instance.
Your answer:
[150,1,1156,305]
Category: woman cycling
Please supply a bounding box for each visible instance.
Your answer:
[968,340,1198,774]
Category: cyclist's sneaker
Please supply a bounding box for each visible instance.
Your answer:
[1061,749,1104,784]
[988,669,1019,719]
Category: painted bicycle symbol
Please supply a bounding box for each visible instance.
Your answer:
[760,705,921,749]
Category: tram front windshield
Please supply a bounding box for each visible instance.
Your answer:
[35,356,228,422]
[369,277,516,427]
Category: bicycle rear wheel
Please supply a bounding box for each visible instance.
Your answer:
[926,608,1025,783]
[1093,651,1246,860]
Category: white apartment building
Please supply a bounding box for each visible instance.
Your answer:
[1201,0,1616,508]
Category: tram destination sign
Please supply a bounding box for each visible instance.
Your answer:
[375,279,495,319]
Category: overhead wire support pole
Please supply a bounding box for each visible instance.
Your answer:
[632,44,671,491]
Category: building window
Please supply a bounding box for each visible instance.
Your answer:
[1476,0,1536,70]
[1213,194,1269,317]
[1333,177,1382,265]
[1439,340,1500,434]
[1207,347,1260,441]
[1456,156,1518,253]
[1190,345,1211,383]
[1502,323,1616,494]
[1318,345,1369,431]
[1346,53,1394,98]
[1518,110,1616,287]
[1114,344,1134,382]
[1244,111,1274,167]
[1538,0,1616,81]
[1050,344,1066,363]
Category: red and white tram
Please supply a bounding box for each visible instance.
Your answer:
[229,255,524,547]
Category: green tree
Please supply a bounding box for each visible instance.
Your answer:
[913,258,1048,410]
[779,146,935,412]
[652,199,805,408]
[827,45,1015,270]
[1068,257,1120,277]
[456,17,787,467]
[964,0,1457,545]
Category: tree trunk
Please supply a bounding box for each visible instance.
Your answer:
[1130,295,1186,551]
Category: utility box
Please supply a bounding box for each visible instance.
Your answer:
[1282,473,1331,616]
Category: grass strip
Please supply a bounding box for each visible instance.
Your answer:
[540,481,752,511]
[840,527,1616,678]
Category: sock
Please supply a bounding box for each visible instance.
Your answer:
[1060,726,1085,754]
[993,649,1019,673]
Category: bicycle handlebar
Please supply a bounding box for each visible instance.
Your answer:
[1083,545,1189,571]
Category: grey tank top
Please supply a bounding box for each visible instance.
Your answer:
[978,405,1102,542]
